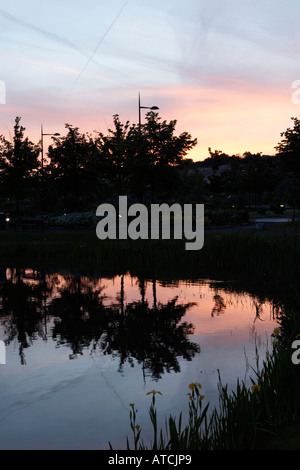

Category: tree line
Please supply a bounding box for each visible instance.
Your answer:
[0,114,299,217]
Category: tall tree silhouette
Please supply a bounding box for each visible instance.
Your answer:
[0,116,40,214]
[95,114,138,195]
[131,112,197,202]
[275,117,300,210]
[47,124,101,211]
[275,117,300,175]
[242,153,273,207]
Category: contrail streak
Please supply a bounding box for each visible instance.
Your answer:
[0,8,82,53]
[69,0,130,93]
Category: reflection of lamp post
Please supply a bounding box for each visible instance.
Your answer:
[138,92,159,127]
[41,124,60,174]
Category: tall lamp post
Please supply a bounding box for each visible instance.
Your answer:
[138,92,159,127]
[41,124,60,174]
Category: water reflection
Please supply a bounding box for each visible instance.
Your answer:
[0,267,280,450]
[0,268,200,379]
[0,268,50,364]
[211,294,226,317]
[0,267,280,377]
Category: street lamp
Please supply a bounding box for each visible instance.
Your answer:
[138,92,159,127]
[41,124,60,174]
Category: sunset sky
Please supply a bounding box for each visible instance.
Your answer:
[1,0,300,161]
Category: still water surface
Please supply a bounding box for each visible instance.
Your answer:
[0,268,279,449]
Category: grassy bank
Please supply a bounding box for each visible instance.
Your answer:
[0,228,299,273]
[1,228,299,307]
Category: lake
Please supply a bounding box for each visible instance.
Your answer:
[0,267,279,449]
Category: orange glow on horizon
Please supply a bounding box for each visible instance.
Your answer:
[0,80,297,161]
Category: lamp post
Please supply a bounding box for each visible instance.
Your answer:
[41,124,60,174]
[138,92,159,127]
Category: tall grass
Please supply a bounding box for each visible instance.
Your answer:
[1,230,300,278]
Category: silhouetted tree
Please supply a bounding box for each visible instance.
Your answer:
[275,117,300,209]
[242,153,275,207]
[131,112,197,202]
[225,155,244,205]
[275,117,300,175]
[177,159,207,202]
[0,117,40,214]
[206,149,230,202]
[95,114,138,194]
[47,124,101,211]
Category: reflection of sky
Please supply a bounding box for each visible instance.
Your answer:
[1,0,300,159]
[0,273,278,449]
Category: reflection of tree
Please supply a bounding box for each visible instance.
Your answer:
[0,268,50,364]
[1,268,283,383]
[102,295,199,380]
[49,274,200,380]
[47,275,108,359]
[0,270,200,380]
[253,300,265,322]
[208,282,273,321]
[211,293,226,317]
